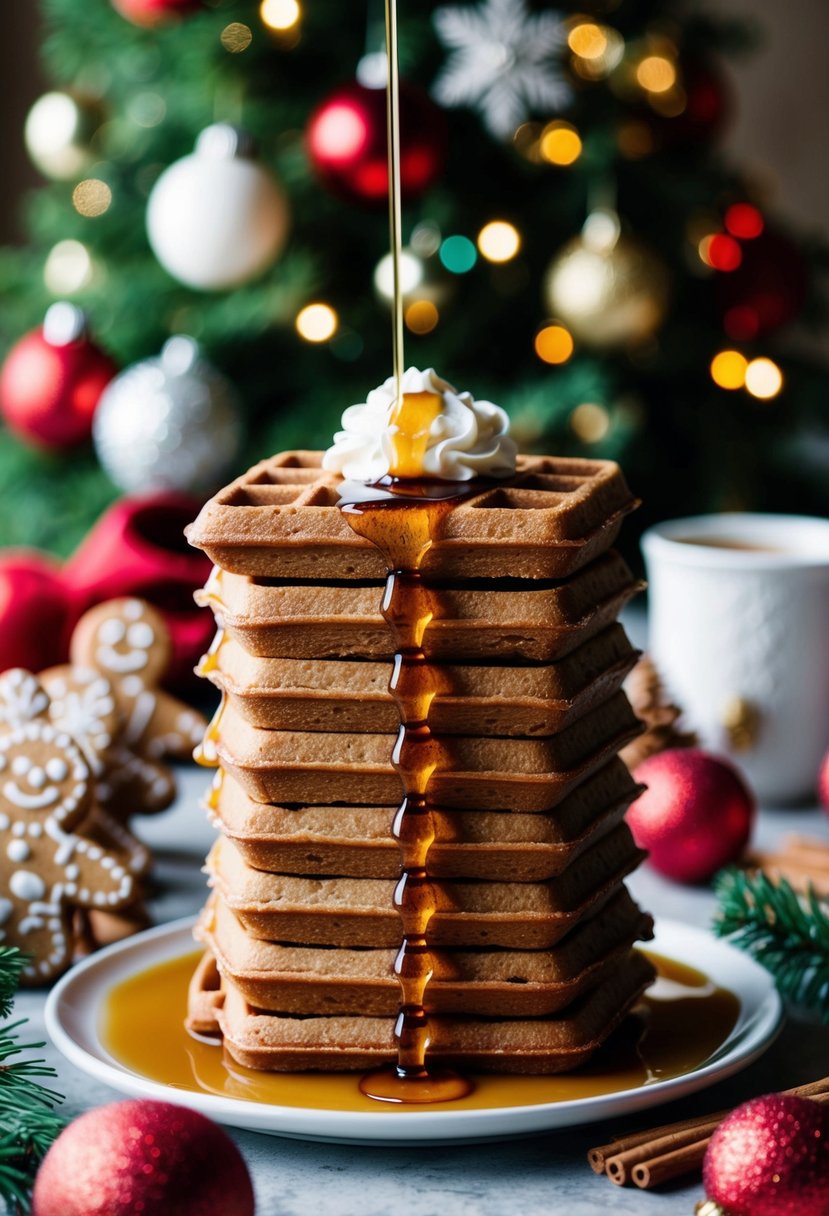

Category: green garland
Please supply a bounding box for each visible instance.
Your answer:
[0,949,64,1214]
[713,868,829,1020]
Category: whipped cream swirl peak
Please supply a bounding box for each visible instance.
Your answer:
[322,368,517,483]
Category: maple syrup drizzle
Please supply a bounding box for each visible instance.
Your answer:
[338,402,476,1103]
[194,629,227,768]
[104,950,742,1112]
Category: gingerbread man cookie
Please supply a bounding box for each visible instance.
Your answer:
[69,599,206,763]
[0,713,134,983]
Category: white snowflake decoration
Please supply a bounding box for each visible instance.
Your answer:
[432,0,571,140]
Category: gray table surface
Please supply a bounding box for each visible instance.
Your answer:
[14,602,829,1216]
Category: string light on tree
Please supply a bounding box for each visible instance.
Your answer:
[710,350,748,391]
[724,203,764,240]
[567,20,624,80]
[745,357,783,401]
[477,220,521,263]
[699,232,742,272]
[405,300,440,334]
[534,324,574,365]
[539,121,582,166]
[43,240,95,295]
[259,0,300,32]
[571,402,611,443]
[439,235,477,274]
[295,303,338,343]
[72,179,113,219]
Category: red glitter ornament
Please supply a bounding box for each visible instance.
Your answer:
[31,1099,255,1216]
[0,304,117,449]
[0,552,72,672]
[628,749,755,884]
[111,0,203,26]
[306,81,446,206]
[703,1093,829,1215]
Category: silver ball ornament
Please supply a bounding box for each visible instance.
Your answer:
[93,336,242,494]
[146,124,290,291]
[544,210,670,348]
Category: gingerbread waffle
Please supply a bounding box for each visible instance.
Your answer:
[205,823,644,949]
[212,691,642,810]
[207,760,641,881]
[187,946,655,1073]
[185,452,637,580]
[196,888,654,1018]
[205,624,638,736]
[197,551,641,663]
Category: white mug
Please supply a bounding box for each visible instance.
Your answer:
[642,513,829,805]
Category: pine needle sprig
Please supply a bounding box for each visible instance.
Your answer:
[0,949,65,1212]
[713,867,829,1019]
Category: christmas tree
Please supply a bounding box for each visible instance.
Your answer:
[1,0,827,558]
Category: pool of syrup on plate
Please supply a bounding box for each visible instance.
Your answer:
[101,949,739,1113]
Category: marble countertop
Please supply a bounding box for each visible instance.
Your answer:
[16,764,829,1216]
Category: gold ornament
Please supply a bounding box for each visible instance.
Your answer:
[25,91,105,181]
[544,209,670,348]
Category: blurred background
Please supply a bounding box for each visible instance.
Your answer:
[0,0,827,571]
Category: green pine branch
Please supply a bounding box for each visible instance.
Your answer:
[713,868,829,1019]
[0,950,64,1214]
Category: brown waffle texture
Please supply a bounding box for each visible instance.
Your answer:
[186,445,653,1076]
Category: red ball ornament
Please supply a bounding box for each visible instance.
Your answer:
[32,1099,255,1216]
[0,552,73,672]
[628,749,755,883]
[0,304,117,449]
[719,229,809,340]
[819,749,829,813]
[111,0,203,26]
[703,1093,829,1215]
[307,81,446,206]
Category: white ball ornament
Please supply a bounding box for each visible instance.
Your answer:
[146,124,290,291]
[93,336,242,494]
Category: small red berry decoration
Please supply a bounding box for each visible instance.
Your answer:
[702,1093,829,1215]
[628,748,755,883]
[31,1099,255,1216]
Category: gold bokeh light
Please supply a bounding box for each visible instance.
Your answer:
[296,303,338,342]
[535,324,574,365]
[710,350,748,391]
[405,300,439,334]
[636,55,676,94]
[571,402,610,443]
[539,121,582,166]
[477,221,521,263]
[221,23,253,52]
[568,23,607,59]
[72,179,112,218]
[745,357,783,400]
[260,0,300,30]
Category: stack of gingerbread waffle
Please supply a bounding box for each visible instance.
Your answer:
[185,450,656,1075]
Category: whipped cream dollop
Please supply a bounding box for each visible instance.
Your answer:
[322,367,517,482]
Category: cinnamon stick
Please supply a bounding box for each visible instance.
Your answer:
[588,1076,829,1186]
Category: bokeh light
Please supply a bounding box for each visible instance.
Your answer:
[636,55,676,94]
[745,357,783,400]
[477,221,521,263]
[724,203,764,240]
[295,303,338,342]
[710,350,748,390]
[220,23,253,52]
[72,179,112,218]
[539,121,582,166]
[405,300,439,334]
[699,233,742,272]
[260,0,300,31]
[44,240,94,294]
[571,402,610,443]
[534,324,574,365]
[440,235,477,274]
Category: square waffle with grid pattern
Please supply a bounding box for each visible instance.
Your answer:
[185,451,638,580]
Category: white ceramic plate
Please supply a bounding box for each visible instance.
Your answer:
[45,917,782,1146]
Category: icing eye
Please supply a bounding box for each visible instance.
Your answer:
[27,766,46,789]
[11,755,30,777]
[98,618,126,645]
[127,622,154,649]
[45,757,68,783]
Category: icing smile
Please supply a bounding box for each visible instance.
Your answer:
[96,646,147,673]
[3,782,59,810]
